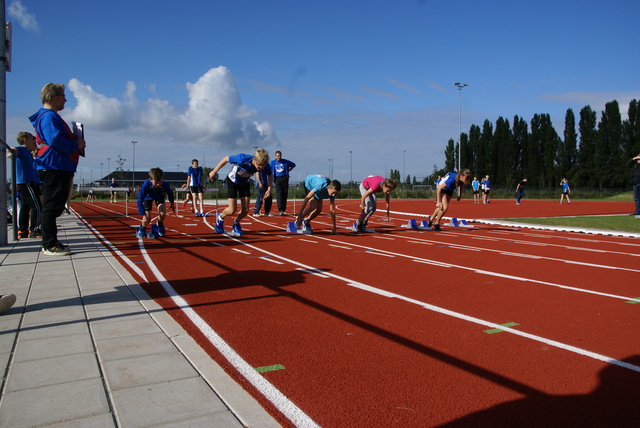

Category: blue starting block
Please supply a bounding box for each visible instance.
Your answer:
[287,221,312,234]
[351,222,376,233]
[404,219,432,230]
[450,217,474,228]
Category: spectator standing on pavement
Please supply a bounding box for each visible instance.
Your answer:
[7,132,42,239]
[30,83,86,256]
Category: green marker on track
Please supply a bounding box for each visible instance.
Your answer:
[484,322,520,334]
[255,364,285,373]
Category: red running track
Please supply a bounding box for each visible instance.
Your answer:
[75,198,640,427]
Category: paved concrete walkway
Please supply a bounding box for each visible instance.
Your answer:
[0,212,280,427]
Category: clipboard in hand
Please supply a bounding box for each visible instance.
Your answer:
[71,121,85,157]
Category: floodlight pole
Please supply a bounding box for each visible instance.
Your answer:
[131,141,138,191]
[454,82,468,171]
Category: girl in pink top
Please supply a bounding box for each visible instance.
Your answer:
[355,176,398,232]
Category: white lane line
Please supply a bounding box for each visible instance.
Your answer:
[329,244,353,250]
[393,233,640,274]
[307,235,637,302]
[227,237,640,374]
[136,239,319,428]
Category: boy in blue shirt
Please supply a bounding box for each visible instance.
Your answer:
[187,159,206,216]
[208,149,270,235]
[7,132,42,239]
[294,175,342,234]
[137,168,175,238]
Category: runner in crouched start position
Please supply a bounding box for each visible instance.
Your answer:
[295,175,341,234]
[137,168,175,238]
[355,176,397,232]
[427,168,471,231]
[209,149,270,236]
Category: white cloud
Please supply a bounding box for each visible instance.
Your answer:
[8,0,38,32]
[65,66,279,149]
[389,78,424,97]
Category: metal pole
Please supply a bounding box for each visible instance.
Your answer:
[131,140,137,191]
[0,13,9,245]
[454,82,468,171]
[403,150,406,188]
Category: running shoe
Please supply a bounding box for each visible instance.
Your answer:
[137,227,147,238]
[214,214,225,234]
[157,222,166,237]
[301,219,313,234]
[232,221,243,236]
[42,245,71,256]
[17,230,28,240]
[433,224,441,232]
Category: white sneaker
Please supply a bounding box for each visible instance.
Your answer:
[42,245,71,256]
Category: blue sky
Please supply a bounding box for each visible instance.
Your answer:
[5,0,640,185]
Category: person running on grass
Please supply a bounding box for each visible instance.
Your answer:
[354,176,397,232]
[208,149,270,236]
[427,168,472,231]
[136,168,175,238]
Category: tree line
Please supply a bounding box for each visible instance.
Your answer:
[433,99,640,190]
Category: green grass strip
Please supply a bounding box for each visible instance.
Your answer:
[625,297,640,304]
[255,364,286,373]
[484,322,520,334]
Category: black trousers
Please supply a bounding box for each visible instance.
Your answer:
[17,182,42,233]
[39,170,74,249]
[274,176,289,213]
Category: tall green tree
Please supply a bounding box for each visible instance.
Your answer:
[468,124,481,175]
[576,105,598,187]
[559,108,578,179]
[512,115,528,178]
[527,114,545,186]
[623,99,640,159]
[444,139,456,172]
[596,100,624,187]
[476,120,493,177]
[492,116,514,187]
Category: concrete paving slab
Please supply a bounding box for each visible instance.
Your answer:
[0,211,280,427]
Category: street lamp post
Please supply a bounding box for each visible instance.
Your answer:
[107,157,111,180]
[100,162,103,184]
[131,141,137,191]
[454,82,468,172]
[403,150,406,188]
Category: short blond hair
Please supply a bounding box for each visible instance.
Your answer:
[253,148,269,166]
[40,83,65,104]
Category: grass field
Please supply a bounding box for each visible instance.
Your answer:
[503,193,639,233]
